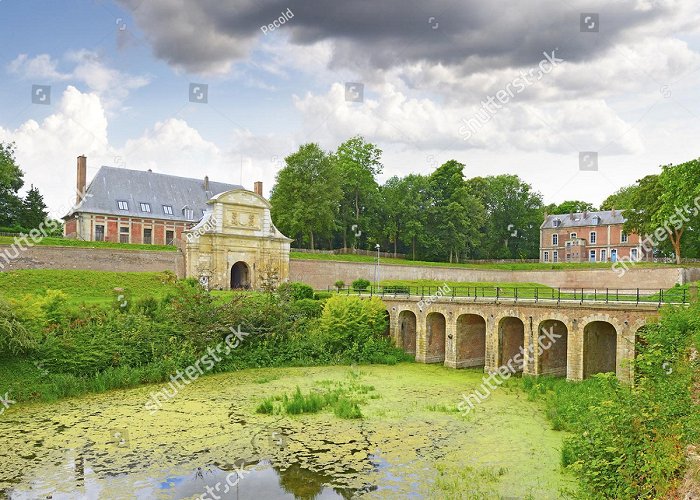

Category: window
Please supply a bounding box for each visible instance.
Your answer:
[143,228,152,245]
[590,231,597,244]
[589,250,596,262]
[117,200,129,211]
[95,224,105,242]
[553,250,558,263]
[166,230,175,245]
[543,251,549,262]
[140,202,151,213]
[631,248,638,261]
[592,215,600,225]
[553,219,561,228]
[552,234,558,246]
[566,241,571,248]
[601,249,607,261]
[184,208,194,220]
[621,232,628,243]
[119,226,130,244]
[163,205,173,215]
[570,232,577,239]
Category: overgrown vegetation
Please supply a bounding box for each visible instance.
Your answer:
[256,376,375,419]
[0,272,407,403]
[521,302,700,498]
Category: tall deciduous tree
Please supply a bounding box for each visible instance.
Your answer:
[545,200,596,215]
[333,136,383,249]
[0,143,25,228]
[468,175,544,259]
[269,144,341,250]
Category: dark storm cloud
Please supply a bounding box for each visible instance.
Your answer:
[118,0,668,74]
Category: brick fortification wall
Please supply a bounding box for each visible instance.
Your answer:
[0,246,185,277]
[0,246,689,291]
[289,259,688,291]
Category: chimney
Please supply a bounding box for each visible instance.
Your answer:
[254,181,263,196]
[611,207,616,217]
[204,175,209,191]
[569,212,574,220]
[76,155,87,204]
[583,210,588,219]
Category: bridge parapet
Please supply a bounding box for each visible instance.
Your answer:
[374,293,665,383]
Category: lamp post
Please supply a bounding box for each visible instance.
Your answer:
[375,243,380,291]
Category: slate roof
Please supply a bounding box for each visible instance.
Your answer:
[65,166,243,222]
[541,210,626,229]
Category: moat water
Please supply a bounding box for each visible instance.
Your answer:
[0,364,575,499]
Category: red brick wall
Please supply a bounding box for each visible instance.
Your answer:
[64,219,77,237]
[106,219,118,243]
[131,221,142,244]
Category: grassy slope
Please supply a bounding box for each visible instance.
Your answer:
[290,251,688,270]
[0,236,177,252]
[0,270,179,305]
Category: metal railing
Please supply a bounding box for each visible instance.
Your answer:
[328,285,692,306]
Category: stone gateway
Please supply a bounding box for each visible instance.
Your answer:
[184,188,292,290]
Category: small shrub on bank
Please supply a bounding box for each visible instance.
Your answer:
[352,279,370,291]
[278,282,314,301]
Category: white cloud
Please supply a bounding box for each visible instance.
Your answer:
[7,51,150,112]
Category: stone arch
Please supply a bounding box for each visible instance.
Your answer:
[426,312,446,363]
[537,319,568,377]
[583,320,617,378]
[230,261,250,289]
[382,310,391,337]
[456,314,486,368]
[498,316,525,372]
[398,310,417,356]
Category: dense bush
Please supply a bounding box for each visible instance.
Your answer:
[277,281,314,301]
[2,280,408,402]
[352,278,371,291]
[523,302,700,498]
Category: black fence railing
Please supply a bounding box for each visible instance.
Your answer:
[328,285,692,306]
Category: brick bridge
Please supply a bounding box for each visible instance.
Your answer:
[380,295,662,383]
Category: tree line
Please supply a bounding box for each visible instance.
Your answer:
[0,143,55,234]
[270,136,700,263]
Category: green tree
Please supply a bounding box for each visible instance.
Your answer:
[600,186,636,210]
[425,161,485,262]
[655,159,700,263]
[332,136,383,249]
[468,175,544,259]
[545,200,596,215]
[0,143,25,228]
[270,144,341,249]
[19,185,48,230]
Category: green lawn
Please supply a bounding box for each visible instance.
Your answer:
[0,270,179,305]
[0,236,177,252]
[290,251,683,270]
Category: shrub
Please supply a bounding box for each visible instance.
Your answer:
[0,298,38,355]
[334,398,362,419]
[290,298,324,319]
[352,279,371,291]
[313,291,332,300]
[334,280,345,291]
[278,282,314,301]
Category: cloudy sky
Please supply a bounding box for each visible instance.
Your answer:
[1,0,699,217]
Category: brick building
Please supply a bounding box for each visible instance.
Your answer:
[540,210,651,263]
[63,155,245,245]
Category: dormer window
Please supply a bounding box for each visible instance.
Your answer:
[163,205,173,215]
[553,219,561,228]
[117,200,129,211]
[592,215,600,225]
[183,207,194,220]
[140,202,151,213]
